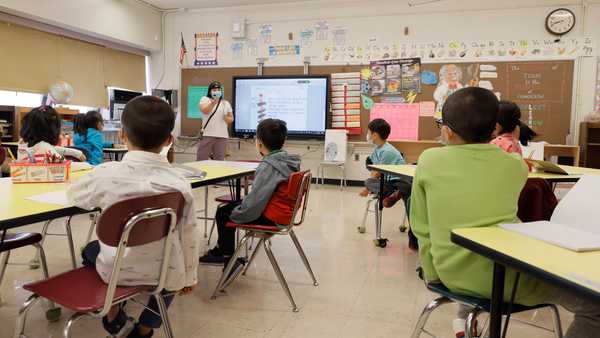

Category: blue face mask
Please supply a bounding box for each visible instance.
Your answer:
[211,90,222,99]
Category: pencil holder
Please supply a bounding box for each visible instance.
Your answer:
[9,161,71,183]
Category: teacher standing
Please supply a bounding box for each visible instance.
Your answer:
[196,81,234,160]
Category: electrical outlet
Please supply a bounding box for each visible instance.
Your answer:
[354,154,360,161]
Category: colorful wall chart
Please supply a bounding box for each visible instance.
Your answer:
[269,45,300,56]
[323,37,595,63]
[187,86,208,119]
[369,58,421,95]
[331,72,362,135]
[370,103,420,141]
[194,32,218,66]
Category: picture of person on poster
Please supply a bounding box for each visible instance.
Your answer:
[433,64,464,115]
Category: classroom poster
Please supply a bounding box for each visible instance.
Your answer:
[331,72,362,135]
[187,86,208,119]
[194,32,218,66]
[322,37,595,64]
[370,58,421,96]
[268,45,300,56]
[370,103,420,141]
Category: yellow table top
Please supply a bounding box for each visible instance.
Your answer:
[1,161,256,229]
[452,227,600,298]
[369,164,600,181]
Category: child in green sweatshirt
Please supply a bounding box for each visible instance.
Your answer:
[411,87,600,338]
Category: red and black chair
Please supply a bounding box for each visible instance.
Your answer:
[15,192,185,338]
[210,170,318,312]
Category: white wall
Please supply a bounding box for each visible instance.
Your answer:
[0,0,162,51]
[155,0,600,179]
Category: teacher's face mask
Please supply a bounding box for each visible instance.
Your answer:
[211,90,222,99]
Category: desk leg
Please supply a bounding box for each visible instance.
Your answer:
[235,178,242,201]
[490,263,506,338]
[374,174,388,248]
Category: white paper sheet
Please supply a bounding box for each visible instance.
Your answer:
[26,191,70,206]
[551,175,600,234]
[501,175,600,252]
[521,141,545,161]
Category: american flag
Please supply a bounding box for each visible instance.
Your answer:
[179,33,187,66]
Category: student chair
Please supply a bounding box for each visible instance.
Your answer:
[357,193,409,247]
[210,171,318,312]
[0,232,61,319]
[317,129,348,190]
[411,282,563,338]
[15,192,185,338]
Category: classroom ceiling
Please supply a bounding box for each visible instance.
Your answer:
[141,0,316,10]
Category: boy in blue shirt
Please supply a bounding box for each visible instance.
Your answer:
[359,118,410,201]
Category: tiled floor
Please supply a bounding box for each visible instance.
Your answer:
[0,185,572,337]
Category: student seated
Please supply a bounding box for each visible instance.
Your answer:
[490,100,522,155]
[411,87,600,338]
[67,96,199,338]
[73,110,115,165]
[17,106,86,162]
[358,118,409,205]
[199,118,300,269]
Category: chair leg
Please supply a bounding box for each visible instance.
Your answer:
[0,251,11,289]
[358,199,373,233]
[62,312,87,338]
[242,238,264,276]
[410,296,453,338]
[84,213,98,245]
[289,230,318,286]
[13,294,41,338]
[211,234,251,299]
[204,186,209,238]
[465,308,483,338]
[64,217,77,269]
[207,218,217,246]
[0,251,10,304]
[548,304,564,338]
[263,239,299,312]
[156,294,175,338]
[30,220,53,269]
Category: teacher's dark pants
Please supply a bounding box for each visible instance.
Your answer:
[196,136,227,161]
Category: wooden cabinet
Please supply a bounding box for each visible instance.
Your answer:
[579,122,600,169]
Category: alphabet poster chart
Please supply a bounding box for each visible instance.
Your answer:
[194,32,218,66]
[331,72,362,135]
[370,103,420,141]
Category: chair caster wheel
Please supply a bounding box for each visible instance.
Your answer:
[399,225,407,233]
[46,307,61,322]
[292,307,299,313]
[313,282,319,286]
[28,258,40,270]
[357,226,366,234]
[374,238,388,248]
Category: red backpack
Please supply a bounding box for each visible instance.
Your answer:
[263,170,308,225]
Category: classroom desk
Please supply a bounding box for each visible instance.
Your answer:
[0,162,256,232]
[103,148,128,161]
[451,227,600,338]
[366,164,600,246]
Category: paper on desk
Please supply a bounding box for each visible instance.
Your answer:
[71,162,93,172]
[501,175,600,252]
[500,221,600,252]
[522,141,545,161]
[551,175,600,234]
[26,191,70,206]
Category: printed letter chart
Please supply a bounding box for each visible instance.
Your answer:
[331,72,362,135]
[370,103,420,141]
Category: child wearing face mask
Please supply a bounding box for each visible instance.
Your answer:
[196,81,234,160]
[359,119,407,199]
[199,119,300,272]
